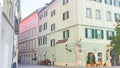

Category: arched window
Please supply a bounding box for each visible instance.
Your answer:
[98,52,102,65]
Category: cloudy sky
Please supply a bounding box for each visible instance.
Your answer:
[21,0,52,19]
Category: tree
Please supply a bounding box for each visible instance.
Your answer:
[110,20,120,55]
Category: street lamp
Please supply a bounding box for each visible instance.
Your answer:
[65,44,72,52]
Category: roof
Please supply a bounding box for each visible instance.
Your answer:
[38,0,56,13]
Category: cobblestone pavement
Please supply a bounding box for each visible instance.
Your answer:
[18,64,120,68]
[18,64,55,68]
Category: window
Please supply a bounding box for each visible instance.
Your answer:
[106,11,112,21]
[51,23,55,31]
[95,29,104,39]
[44,22,47,30]
[94,0,102,2]
[114,0,120,7]
[96,10,101,19]
[105,0,112,5]
[51,10,55,17]
[44,11,48,17]
[86,8,92,18]
[63,30,69,39]
[43,37,47,45]
[85,28,94,39]
[39,25,42,32]
[115,13,120,22]
[106,31,114,40]
[63,11,69,20]
[63,0,69,5]
[98,53,102,64]
[51,39,55,46]
[38,38,42,46]
[39,15,43,20]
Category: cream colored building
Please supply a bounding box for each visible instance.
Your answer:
[37,0,119,67]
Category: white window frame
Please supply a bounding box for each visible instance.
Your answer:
[96,10,101,19]
[86,8,92,18]
[106,11,112,21]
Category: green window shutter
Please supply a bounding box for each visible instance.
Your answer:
[119,2,120,7]
[67,11,69,19]
[63,31,65,38]
[115,13,117,22]
[101,30,104,39]
[95,29,98,39]
[106,31,109,40]
[114,0,116,6]
[53,39,55,46]
[67,30,69,38]
[112,31,114,37]
[63,13,65,20]
[85,28,88,38]
[105,0,107,4]
[92,29,94,38]
[38,39,40,45]
[50,40,52,46]
[45,37,47,44]
[54,24,55,30]
[43,38,44,44]
[110,0,112,5]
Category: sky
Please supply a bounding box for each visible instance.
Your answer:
[21,0,52,19]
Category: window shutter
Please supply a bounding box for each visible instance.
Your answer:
[53,39,55,46]
[67,11,69,19]
[54,24,55,30]
[67,30,69,38]
[63,0,65,5]
[110,0,112,5]
[119,2,120,7]
[105,0,107,4]
[51,40,52,46]
[114,0,116,6]
[92,29,94,38]
[106,31,109,40]
[112,31,114,37]
[95,29,97,39]
[38,39,40,45]
[100,0,102,2]
[43,38,44,44]
[63,31,65,38]
[63,13,65,20]
[101,30,104,39]
[115,13,117,22]
[85,28,88,38]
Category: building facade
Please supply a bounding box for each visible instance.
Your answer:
[18,11,39,64]
[0,0,21,68]
[37,0,119,66]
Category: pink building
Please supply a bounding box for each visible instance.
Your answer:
[18,10,38,64]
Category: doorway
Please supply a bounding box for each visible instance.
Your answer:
[87,52,95,66]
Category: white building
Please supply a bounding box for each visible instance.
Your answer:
[37,0,119,66]
[0,0,21,68]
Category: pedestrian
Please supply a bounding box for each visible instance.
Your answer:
[13,62,16,68]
